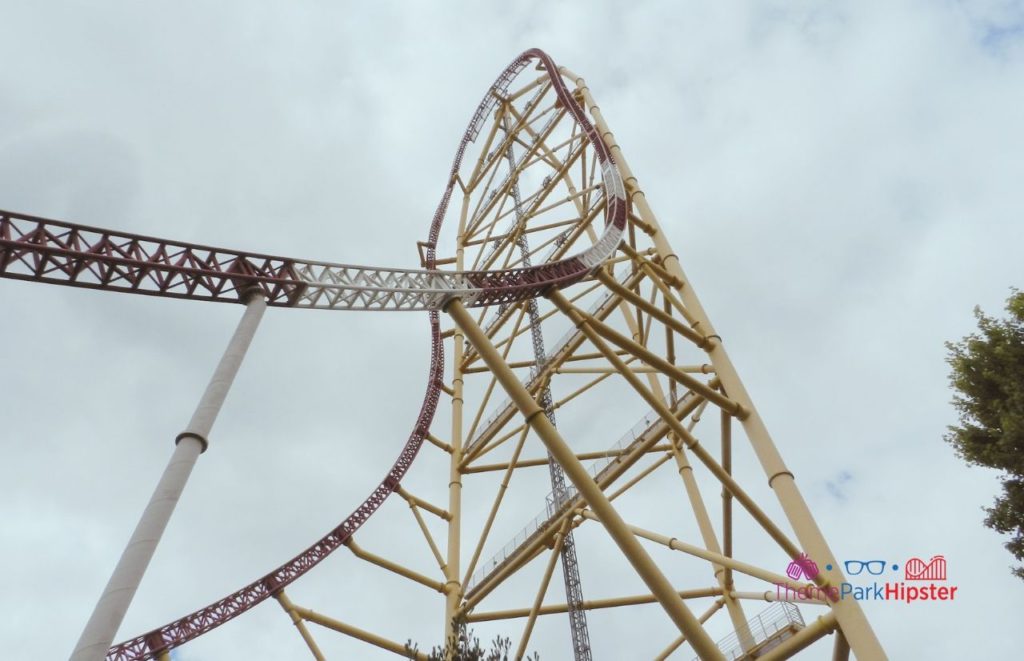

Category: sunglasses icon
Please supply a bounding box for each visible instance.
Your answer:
[844,560,886,576]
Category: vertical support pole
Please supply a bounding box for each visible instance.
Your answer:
[607,266,751,652]
[721,410,733,578]
[444,327,465,649]
[71,293,267,661]
[447,299,725,661]
[832,630,851,661]
[719,408,746,648]
[443,194,472,652]
[561,68,886,660]
[666,433,753,653]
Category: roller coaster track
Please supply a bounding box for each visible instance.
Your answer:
[0,49,625,661]
[4,43,890,661]
[0,55,624,313]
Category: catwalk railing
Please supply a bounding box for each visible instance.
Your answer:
[465,267,628,456]
[707,601,805,661]
[466,399,693,595]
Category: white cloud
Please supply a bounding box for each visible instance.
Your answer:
[1,1,1022,659]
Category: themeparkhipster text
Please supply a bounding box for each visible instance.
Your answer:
[775,554,958,604]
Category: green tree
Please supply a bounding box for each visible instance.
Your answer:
[405,618,539,661]
[946,289,1024,580]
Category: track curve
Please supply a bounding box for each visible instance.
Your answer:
[0,53,625,312]
[90,48,626,660]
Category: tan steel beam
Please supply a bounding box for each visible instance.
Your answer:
[577,510,805,591]
[551,291,804,560]
[461,419,527,468]
[555,364,712,375]
[516,521,569,660]
[461,426,530,588]
[293,605,427,660]
[274,590,326,661]
[596,267,704,346]
[460,538,548,613]
[463,394,703,607]
[721,409,734,590]
[833,630,851,661]
[426,433,454,454]
[664,432,753,653]
[462,443,672,474]
[560,67,886,659]
[463,307,528,456]
[590,255,751,648]
[561,299,743,417]
[730,591,829,606]
[396,486,451,521]
[466,587,721,622]
[758,613,838,660]
[344,538,445,593]
[447,298,725,660]
[654,600,726,661]
[607,452,674,502]
[462,271,646,467]
[463,348,632,373]
[474,112,577,273]
[467,278,606,367]
[407,499,447,574]
[445,178,475,650]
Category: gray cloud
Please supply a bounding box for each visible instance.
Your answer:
[2,1,1023,659]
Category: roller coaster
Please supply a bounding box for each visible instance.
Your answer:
[1,49,886,660]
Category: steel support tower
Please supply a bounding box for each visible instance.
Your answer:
[0,49,886,660]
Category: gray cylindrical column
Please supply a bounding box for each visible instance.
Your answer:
[71,293,267,661]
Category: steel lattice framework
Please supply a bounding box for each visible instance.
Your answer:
[2,49,887,661]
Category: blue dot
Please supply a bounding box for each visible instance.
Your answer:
[825,564,833,571]
[892,563,899,571]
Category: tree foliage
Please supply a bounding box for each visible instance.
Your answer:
[405,619,539,661]
[945,289,1024,579]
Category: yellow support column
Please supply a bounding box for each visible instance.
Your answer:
[443,199,470,652]
[560,66,887,661]
[293,606,428,660]
[758,613,838,660]
[274,590,327,661]
[447,298,725,661]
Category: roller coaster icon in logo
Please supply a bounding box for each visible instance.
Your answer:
[905,555,946,581]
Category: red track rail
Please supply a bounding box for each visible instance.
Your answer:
[1,53,624,314]
[427,48,627,305]
[0,48,623,660]
[106,315,443,660]
[0,211,307,306]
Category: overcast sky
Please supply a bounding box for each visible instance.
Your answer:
[2,1,1024,659]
